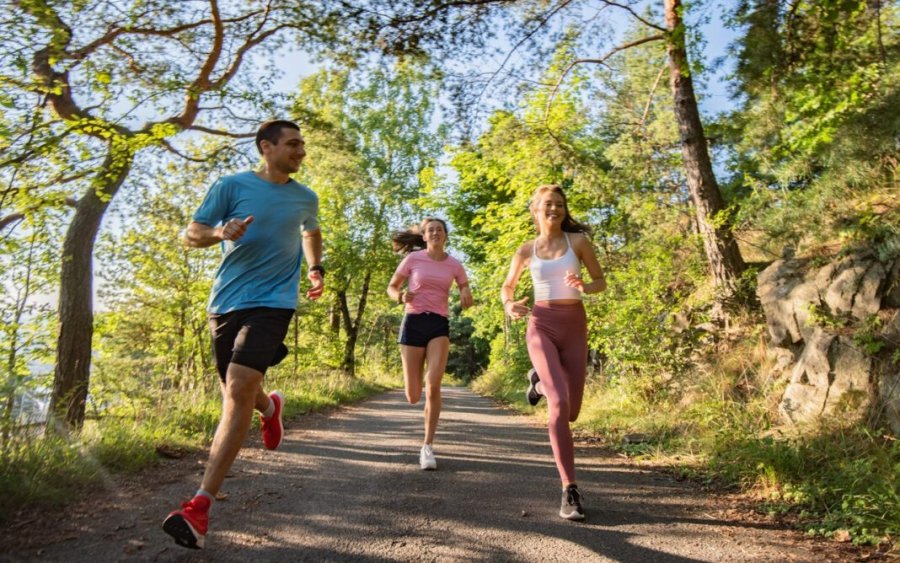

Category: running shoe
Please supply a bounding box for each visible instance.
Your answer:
[526,368,543,406]
[419,444,437,470]
[559,484,585,521]
[261,391,284,450]
[162,495,210,549]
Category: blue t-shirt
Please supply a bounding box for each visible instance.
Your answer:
[193,171,319,314]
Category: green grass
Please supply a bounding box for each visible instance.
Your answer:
[0,433,101,510]
[706,425,900,546]
[0,367,399,521]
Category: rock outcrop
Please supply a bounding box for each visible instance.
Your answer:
[757,250,900,433]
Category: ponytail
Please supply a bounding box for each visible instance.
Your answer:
[391,217,449,254]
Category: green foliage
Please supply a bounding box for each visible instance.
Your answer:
[95,155,223,383]
[446,305,490,382]
[0,433,101,513]
[726,0,900,253]
[806,302,852,331]
[471,330,533,405]
[293,62,444,375]
[852,315,886,356]
[0,211,62,431]
[804,305,888,356]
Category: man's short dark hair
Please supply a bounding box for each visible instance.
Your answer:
[255,120,301,154]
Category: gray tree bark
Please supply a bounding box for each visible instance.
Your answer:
[49,152,132,430]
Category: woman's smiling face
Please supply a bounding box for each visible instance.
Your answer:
[534,191,567,225]
[422,219,447,246]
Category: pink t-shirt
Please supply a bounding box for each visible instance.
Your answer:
[394,250,468,317]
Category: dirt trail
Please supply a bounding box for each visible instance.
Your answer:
[1,387,860,562]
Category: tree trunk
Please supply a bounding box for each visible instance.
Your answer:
[329,300,340,333]
[337,291,357,376]
[337,271,372,376]
[664,0,746,305]
[49,153,131,431]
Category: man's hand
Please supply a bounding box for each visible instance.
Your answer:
[306,270,324,300]
[218,215,254,241]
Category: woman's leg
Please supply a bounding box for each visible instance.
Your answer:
[423,336,449,445]
[526,321,575,486]
[559,311,588,422]
[400,345,426,404]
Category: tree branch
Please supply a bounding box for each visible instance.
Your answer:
[598,0,667,32]
[0,195,78,232]
[545,34,665,122]
[184,125,255,138]
[159,138,239,163]
[67,10,266,61]
[475,0,574,102]
[638,62,668,132]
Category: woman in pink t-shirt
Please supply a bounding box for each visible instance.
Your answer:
[387,217,473,470]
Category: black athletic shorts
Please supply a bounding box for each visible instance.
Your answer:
[208,307,294,382]
[398,312,450,348]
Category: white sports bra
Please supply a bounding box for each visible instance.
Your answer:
[529,233,582,301]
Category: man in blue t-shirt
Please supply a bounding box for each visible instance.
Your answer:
[162,120,324,550]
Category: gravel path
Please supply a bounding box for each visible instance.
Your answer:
[1,387,857,562]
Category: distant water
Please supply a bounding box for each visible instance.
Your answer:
[12,362,52,424]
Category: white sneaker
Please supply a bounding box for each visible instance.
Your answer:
[419,444,437,470]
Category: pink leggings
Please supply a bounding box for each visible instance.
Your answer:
[526,302,588,485]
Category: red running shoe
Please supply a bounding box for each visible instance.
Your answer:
[261,391,284,450]
[162,495,210,549]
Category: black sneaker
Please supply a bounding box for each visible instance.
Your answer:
[525,368,543,406]
[559,484,585,521]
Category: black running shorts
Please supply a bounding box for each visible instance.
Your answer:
[208,307,294,382]
[398,312,450,348]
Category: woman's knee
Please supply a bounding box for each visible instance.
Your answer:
[547,398,571,420]
[425,384,441,403]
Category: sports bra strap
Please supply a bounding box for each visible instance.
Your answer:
[532,232,572,259]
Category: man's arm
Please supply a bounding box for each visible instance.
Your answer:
[302,228,323,268]
[303,228,324,300]
[184,216,254,248]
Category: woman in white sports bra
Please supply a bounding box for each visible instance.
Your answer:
[500,184,606,521]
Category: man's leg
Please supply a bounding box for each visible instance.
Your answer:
[164,308,291,548]
[162,362,263,549]
[255,384,272,412]
[201,363,264,496]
